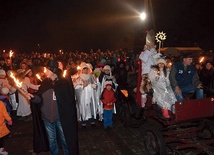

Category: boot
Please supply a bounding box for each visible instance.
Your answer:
[162,109,170,118]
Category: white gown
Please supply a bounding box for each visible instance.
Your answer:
[148,68,177,112]
[73,73,98,121]
[17,77,39,117]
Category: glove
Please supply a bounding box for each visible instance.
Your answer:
[8,120,13,125]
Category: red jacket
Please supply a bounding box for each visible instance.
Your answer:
[101,88,116,110]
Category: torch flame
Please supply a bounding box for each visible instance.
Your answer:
[9,50,13,58]
[44,67,47,73]
[9,72,22,88]
[63,70,67,78]
[77,66,81,71]
[36,74,42,82]
[199,57,205,63]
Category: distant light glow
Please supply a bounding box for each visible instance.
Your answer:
[140,12,146,20]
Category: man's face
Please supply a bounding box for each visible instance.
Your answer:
[183,58,193,66]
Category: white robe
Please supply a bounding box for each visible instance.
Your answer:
[17,77,39,117]
[73,73,98,121]
[139,48,161,75]
[148,68,177,112]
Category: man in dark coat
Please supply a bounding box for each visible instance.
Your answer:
[32,60,79,155]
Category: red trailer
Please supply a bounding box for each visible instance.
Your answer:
[116,87,214,154]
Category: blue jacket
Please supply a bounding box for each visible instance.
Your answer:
[174,62,196,87]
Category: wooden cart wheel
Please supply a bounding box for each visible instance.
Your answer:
[144,127,166,155]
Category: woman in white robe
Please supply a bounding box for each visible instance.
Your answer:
[148,58,177,118]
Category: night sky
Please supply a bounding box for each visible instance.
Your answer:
[0,0,213,53]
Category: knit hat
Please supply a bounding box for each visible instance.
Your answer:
[105,81,112,87]
[46,60,59,73]
[97,62,104,67]
[0,69,6,76]
[156,58,166,65]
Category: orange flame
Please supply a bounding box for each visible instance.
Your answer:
[36,74,42,82]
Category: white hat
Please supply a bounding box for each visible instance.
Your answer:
[0,69,6,76]
[156,58,166,65]
[80,62,88,70]
[86,63,93,70]
[105,81,112,87]
[0,87,9,95]
[103,65,111,70]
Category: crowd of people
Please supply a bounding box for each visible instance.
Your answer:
[0,43,213,154]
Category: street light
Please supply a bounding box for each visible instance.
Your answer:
[140,12,147,21]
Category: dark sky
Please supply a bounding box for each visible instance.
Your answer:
[0,0,213,52]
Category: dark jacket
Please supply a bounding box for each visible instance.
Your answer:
[170,62,200,88]
[33,71,79,155]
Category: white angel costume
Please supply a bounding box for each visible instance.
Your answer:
[148,67,177,112]
[73,72,98,121]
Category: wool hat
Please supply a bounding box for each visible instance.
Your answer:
[46,60,59,73]
[97,62,104,67]
[103,65,111,70]
[105,81,112,87]
[156,58,166,65]
[0,69,6,76]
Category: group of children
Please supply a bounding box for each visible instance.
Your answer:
[72,62,117,130]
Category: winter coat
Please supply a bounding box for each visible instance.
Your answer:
[0,101,11,138]
[101,88,116,110]
[32,71,79,155]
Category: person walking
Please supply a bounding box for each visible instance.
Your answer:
[101,81,116,129]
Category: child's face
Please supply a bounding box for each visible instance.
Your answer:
[106,85,112,90]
